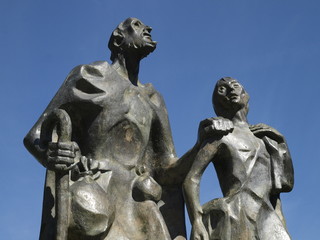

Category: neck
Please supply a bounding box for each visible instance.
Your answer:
[231,109,248,127]
[112,52,141,86]
[221,108,248,127]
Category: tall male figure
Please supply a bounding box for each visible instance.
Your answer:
[24,18,187,240]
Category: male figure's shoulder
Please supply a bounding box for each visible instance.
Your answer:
[61,60,125,97]
[141,82,158,95]
[141,83,167,109]
[66,61,112,82]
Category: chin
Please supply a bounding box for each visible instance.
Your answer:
[126,39,156,59]
[144,39,157,50]
[140,41,157,58]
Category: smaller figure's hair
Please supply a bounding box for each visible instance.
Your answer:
[212,77,249,117]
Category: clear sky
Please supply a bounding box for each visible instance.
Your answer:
[1,0,319,239]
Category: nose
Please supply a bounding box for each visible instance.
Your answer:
[146,26,152,33]
[229,83,237,91]
[227,85,237,95]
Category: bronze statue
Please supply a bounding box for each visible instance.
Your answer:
[24,17,295,240]
[183,77,294,240]
[24,17,190,240]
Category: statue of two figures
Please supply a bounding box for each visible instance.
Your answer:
[24,18,294,240]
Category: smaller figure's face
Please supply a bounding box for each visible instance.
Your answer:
[122,18,157,56]
[214,79,249,116]
[216,80,244,104]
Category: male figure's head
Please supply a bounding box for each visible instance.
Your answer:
[212,77,250,119]
[108,18,157,62]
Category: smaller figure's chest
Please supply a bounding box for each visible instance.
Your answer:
[223,128,260,160]
[215,127,272,197]
[219,127,270,171]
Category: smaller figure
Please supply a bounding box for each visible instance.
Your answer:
[183,77,294,240]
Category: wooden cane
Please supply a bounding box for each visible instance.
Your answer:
[40,109,72,240]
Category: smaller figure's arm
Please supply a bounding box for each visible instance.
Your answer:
[183,142,218,240]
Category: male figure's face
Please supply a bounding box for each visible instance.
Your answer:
[122,18,157,58]
[213,78,249,117]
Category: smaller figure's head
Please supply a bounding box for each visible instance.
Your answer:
[212,77,250,118]
[108,17,157,62]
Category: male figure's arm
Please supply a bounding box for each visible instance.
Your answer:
[24,62,107,171]
[133,88,178,182]
[156,116,233,186]
[23,65,81,168]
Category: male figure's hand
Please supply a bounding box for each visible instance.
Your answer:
[198,117,234,145]
[135,164,149,176]
[46,141,80,171]
[250,123,284,143]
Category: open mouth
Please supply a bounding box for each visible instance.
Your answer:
[142,33,157,48]
[229,94,239,101]
[142,32,152,40]
[143,31,151,37]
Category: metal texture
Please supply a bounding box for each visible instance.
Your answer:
[183,77,294,240]
[24,18,189,240]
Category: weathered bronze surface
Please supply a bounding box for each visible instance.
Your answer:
[183,77,294,240]
[24,18,192,240]
[24,18,294,240]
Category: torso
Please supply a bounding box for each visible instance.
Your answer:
[68,62,167,170]
[213,125,272,198]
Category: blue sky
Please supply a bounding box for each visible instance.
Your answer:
[1,0,319,239]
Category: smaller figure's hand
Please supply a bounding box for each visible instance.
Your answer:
[250,123,284,143]
[46,141,80,172]
[198,117,233,145]
[191,219,209,240]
